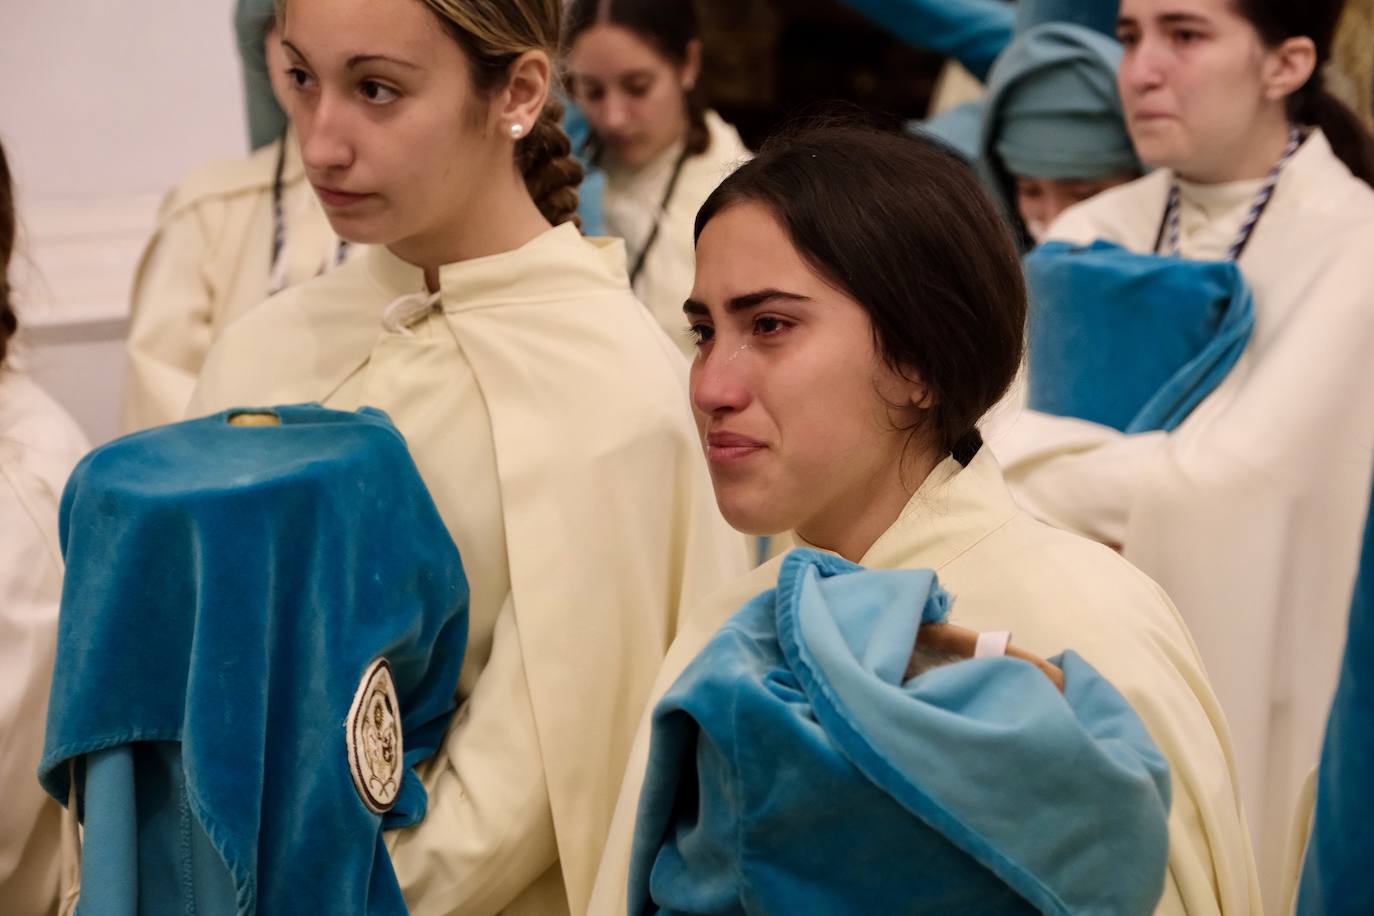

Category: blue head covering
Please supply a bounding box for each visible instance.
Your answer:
[972,21,1140,240]
[630,549,1171,915]
[40,405,469,915]
[1024,240,1255,433]
[1298,474,1374,915]
[235,0,288,150]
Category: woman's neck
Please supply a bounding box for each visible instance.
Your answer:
[389,165,552,291]
[1175,111,1294,185]
[796,447,944,564]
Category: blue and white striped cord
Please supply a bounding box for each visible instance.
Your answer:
[1160,126,1303,262]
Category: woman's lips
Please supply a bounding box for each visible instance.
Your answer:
[705,431,767,465]
[315,186,373,209]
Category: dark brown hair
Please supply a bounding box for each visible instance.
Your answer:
[695,124,1027,463]
[0,140,17,368]
[1236,0,1374,186]
[566,0,710,160]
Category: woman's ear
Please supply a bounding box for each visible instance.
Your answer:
[682,38,703,92]
[499,49,552,134]
[1262,35,1317,103]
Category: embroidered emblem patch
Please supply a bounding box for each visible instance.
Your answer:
[346,657,404,814]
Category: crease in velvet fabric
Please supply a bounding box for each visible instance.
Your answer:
[39,404,469,915]
[629,548,1171,916]
[1024,240,1255,433]
[1297,473,1374,914]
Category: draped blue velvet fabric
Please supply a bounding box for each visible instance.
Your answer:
[630,549,1171,915]
[1297,478,1374,914]
[40,405,469,916]
[838,0,1014,80]
[1024,240,1255,433]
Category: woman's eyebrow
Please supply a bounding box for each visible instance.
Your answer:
[345,53,423,71]
[724,289,811,313]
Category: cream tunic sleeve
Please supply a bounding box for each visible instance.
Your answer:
[0,374,88,916]
[125,193,226,432]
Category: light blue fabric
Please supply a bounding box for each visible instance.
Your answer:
[985,25,1137,181]
[1025,240,1255,433]
[630,548,1171,915]
[235,0,286,151]
[915,11,1134,242]
[839,0,1014,81]
[564,98,607,236]
[1013,0,1120,36]
[1298,475,1374,914]
[41,404,470,915]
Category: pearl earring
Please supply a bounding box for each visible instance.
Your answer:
[509,122,526,140]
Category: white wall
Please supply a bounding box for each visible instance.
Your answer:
[1,0,247,444]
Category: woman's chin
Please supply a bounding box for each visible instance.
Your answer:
[716,497,788,539]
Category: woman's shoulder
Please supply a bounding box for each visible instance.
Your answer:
[0,371,88,469]
[943,508,1198,666]
[156,140,286,222]
[0,372,88,539]
[192,257,382,415]
[1277,129,1374,234]
[1048,169,1173,249]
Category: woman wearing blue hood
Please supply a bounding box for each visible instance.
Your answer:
[122,0,347,432]
[979,23,1143,244]
[923,0,1142,246]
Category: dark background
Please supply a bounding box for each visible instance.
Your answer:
[698,0,949,146]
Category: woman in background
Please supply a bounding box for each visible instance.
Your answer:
[566,0,749,354]
[0,138,89,916]
[122,0,346,431]
[990,0,1374,896]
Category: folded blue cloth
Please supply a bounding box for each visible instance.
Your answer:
[41,405,469,916]
[630,548,1171,915]
[1299,475,1374,914]
[1025,240,1255,433]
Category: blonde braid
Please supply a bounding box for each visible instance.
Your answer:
[517,94,584,226]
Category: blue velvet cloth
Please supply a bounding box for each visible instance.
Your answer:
[1298,476,1374,914]
[1024,240,1255,433]
[839,0,1014,81]
[563,98,607,237]
[40,405,469,915]
[630,549,1171,915]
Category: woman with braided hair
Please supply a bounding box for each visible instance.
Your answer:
[188,0,747,913]
[0,139,89,915]
[988,0,1374,902]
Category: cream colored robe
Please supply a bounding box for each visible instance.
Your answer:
[0,370,88,916]
[589,449,1260,916]
[988,130,1374,911]
[602,111,750,354]
[125,132,344,432]
[188,222,748,916]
